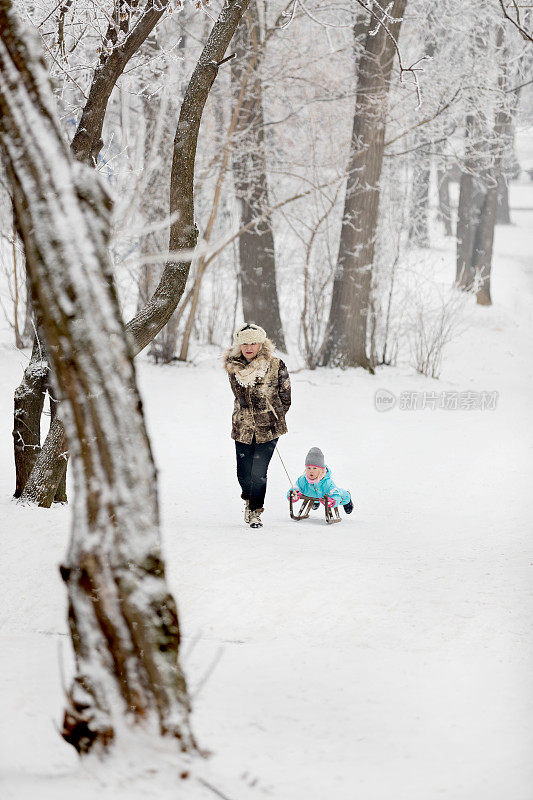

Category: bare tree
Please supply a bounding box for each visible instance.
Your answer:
[231,1,286,349]
[455,23,523,305]
[320,0,407,370]
[12,0,177,501]
[0,0,195,753]
[17,0,253,507]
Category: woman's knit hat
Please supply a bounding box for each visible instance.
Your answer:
[233,322,267,345]
[305,447,325,468]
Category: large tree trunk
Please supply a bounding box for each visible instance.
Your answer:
[0,0,194,754]
[320,1,407,369]
[471,91,510,304]
[231,1,286,350]
[17,0,252,507]
[471,183,498,305]
[456,26,509,303]
[455,113,487,288]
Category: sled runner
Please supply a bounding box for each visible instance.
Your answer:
[289,493,342,525]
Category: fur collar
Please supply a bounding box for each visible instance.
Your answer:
[223,338,275,387]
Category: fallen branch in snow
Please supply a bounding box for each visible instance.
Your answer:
[197,776,237,800]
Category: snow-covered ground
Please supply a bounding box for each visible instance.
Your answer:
[1,183,532,800]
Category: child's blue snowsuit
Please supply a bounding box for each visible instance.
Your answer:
[287,466,351,508]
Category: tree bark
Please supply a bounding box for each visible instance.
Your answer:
[320,0,407,369]
[456,26,509,303]
[408,141,431,247]
[21,266,34,345]
[472,183,498,305]
[436,163,453,236]
[496,174,511,224]
[13,334,48,497]
[456,113,487,288]
[471,101,510,305]
[231,1,286,350]
[18,0,252,507]
[1,0,194,754]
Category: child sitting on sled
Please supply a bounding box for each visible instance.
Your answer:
[288,447,353,514]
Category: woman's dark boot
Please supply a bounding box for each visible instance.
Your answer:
[249,508,264,528]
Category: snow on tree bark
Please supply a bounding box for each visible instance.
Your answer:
[0,0,195,753]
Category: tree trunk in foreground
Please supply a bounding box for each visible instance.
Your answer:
[0,1,195,753]
[231,1,286,350]
[17,0,252,507]
[320,0,407,369]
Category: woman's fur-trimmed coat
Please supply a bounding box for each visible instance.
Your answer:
[223,338,291,444]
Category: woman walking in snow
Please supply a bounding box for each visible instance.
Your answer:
[224,323,291,529]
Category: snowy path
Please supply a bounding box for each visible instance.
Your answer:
[1,207,532,798]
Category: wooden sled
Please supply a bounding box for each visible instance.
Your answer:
[289,493,341,525]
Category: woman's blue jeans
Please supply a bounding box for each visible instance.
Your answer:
[235,435,278,512]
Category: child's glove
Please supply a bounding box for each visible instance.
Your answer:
[319,496,336,508]
[289,489,302,501]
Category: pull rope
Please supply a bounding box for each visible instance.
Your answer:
[276,445,295,489]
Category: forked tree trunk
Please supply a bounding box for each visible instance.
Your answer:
[17,0,252,507]
[320,0,407,369]
[231,1,286,350]
[1,0,194,754]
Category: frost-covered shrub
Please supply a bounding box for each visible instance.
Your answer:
[407,279,475,378]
